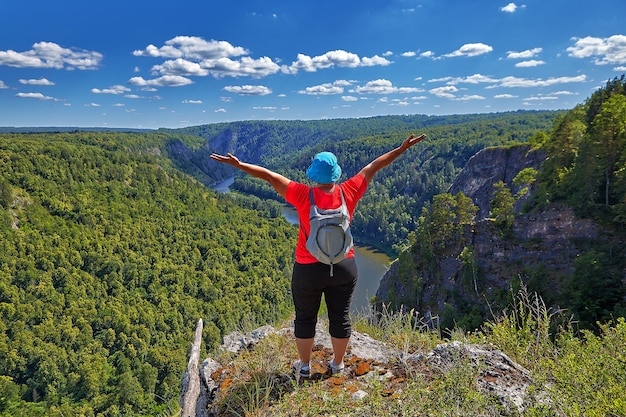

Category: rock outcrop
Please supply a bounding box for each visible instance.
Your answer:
[181,324,539,416]
[448,144,546,220]
[376,144,601,324]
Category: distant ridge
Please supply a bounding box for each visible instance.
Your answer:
[0,126,153,133]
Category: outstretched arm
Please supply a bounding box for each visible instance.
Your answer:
[358,133,426,183]
[210,153,290,198]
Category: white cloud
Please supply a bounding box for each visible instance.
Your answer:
[402,51,417,57]
[134,36,280,79]
[430,74,497,85]
[567,34,626,65]
[494,93,518,99]
[507,48,542,59]
[500,3,518,13]
[19,78,55,86]
[455,95,485,101]
[133,36,247,59]
[0,42,102,69]
[152,58,210,77]
[84,102,101,107]
[429,85,459,98]
[299,82,346,95]
[182,99,203,104]
[341,96,359,101]
[222,85,272,95]
[128,75,193,87]
[282,50,391,74]
[444,43,493,58]
[420,51,436,59]
[91,85,131,94]
[16,92,56,100]
[361,55,392,67]
[429,73,587,90]
[0,80,8,89]
[615,65,626,71]
[496,75,587,88]
[215,108,227,113]
[200,56,280,78]
[350,79,423,95]
[515,60,546,68]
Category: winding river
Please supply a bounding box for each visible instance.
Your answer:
[212,176,391,312]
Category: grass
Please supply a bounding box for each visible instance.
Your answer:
[202,286,626,416]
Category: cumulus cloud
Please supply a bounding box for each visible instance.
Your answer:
[19,78,55,86]
[133,36,247,60]
[429,73,586,89]
[134,36,280,80]
[429,85,459,98]
[515,60,546,68]
[350,79,423,95]
[282,50,391,74]
[0,80,8,89]
[200,56,280,78]
[298,80,352,95]
[222,85,272,95]
[0,42,102,69]
[182,99,203,104]
[500,3,522,13]
[444,43,493,58]
[567,34,626,65]
[128,75,193,87]
[507,48,542,59]
[152,58,210,77]
[495,75,587,88]
[91,85,131,94]
[430,74,498,85]
[16,92,56,100]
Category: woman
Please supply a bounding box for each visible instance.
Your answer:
[210,133,425,377]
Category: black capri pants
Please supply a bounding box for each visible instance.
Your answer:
[291,257,358,339]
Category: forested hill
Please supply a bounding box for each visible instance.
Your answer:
[0,131,297,415]
[164,110,561,253]
[0,111,560,414]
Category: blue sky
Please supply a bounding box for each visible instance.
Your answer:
[1,0,625,129]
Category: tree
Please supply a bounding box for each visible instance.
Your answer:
[588,94,626,206]
[490,181,515,235]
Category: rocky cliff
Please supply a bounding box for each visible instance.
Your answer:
[375,144,603,326]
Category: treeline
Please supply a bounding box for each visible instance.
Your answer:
[0,132,296,415]
[169,111,560,253]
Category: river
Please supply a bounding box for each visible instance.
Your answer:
[212,176,391,313]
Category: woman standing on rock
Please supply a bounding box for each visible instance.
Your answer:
[210,133,425,378]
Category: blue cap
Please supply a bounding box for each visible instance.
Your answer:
[306,152,342,184]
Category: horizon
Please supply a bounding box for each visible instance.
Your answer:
[1,0,625,129]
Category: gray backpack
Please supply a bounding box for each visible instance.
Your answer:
[305,188,353,276]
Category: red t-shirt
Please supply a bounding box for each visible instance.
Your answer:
[285,174,368,264]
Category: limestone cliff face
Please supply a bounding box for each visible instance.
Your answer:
[448,144,546,220]
[375,145,600,325]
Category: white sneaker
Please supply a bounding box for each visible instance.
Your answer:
[328,360,345,375]
[292,360,311,378]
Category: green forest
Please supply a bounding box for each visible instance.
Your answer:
[0,77,624,415]
[0,132,297,415]
[166,110,560,254]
